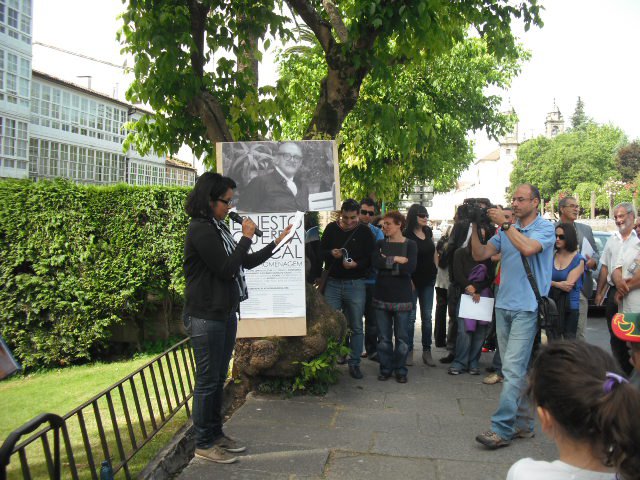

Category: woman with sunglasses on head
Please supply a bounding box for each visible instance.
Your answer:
[507,340,640,480]
[404,204,438,366]
[550,223,585,340]
[372,211,417,383]
[183,172,292,464]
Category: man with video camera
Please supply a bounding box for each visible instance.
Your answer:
[468,184,555,450]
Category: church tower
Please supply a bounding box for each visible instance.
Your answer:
[545,100,565,138]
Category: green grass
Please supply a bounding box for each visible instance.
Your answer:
[0,349,195,479]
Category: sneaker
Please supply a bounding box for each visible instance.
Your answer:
[349,365,363,379]
[422,350,436,367]
[377,373,391,381]
[439,353,455,364]
[195,445,238,464]
[475,430,511,449]
[395,374,408,383]
[447,367,463,375]
[482,373,504,385]
[213,434,247,453]
[337,355,347,365]
[469,367,480,375]
[514,428,535,439]
[406,351,414,366]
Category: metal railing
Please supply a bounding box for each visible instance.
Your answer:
[0,338,195,480]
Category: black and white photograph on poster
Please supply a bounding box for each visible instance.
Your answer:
[229,212,307,338]
[217,140,339,213]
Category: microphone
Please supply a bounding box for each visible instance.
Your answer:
[228,211,263,237]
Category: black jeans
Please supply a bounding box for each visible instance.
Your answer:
[185,313,237,449]
[433,287,448,348]
[364,283,379,355]
[605,286,632,375]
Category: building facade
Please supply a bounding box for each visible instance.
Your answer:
[0,0,196,186]
[429,104,566,221]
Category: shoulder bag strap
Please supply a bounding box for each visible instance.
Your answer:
[520,254,542,302]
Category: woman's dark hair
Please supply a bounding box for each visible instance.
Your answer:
[529,341,640,480]
[404,203,430,237]
[185,172,236,219]
[383,210,406,230]
[555,222,578,252]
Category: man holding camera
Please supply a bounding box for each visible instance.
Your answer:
[469,184,555,449]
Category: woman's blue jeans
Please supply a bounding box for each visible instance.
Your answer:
[408,280,435,352]
[185,313,237,449]
[375,308,410,376]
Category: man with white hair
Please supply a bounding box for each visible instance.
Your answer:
[596,202,637,375]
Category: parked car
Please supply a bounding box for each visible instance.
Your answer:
[588,230,613,312]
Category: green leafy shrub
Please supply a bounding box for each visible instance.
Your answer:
[0,179,190,369]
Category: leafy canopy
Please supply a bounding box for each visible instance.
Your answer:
[119,0,543,173]
[275,34,525,202]
[510,123,628,200]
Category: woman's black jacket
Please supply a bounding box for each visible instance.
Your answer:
[183,217,275,320]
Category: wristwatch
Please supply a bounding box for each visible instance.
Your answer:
[501,222,511,231]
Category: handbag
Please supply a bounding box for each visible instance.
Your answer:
[520,254,561,336]
[316,224,363,294]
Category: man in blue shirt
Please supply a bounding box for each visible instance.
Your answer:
[470,184,555,449]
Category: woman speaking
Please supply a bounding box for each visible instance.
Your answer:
[183,172,292,464]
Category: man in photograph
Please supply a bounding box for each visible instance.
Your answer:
[238,142,309,213]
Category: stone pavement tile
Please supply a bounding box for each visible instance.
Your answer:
[223,421,373,452]
[225,396,337,427]
[457,397,502,419]
[436,458,513,480]
[383,392,463,415]
[371,430,541,464]
[333,406,421,434]
[323,451,438,479]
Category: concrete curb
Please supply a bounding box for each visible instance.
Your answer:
[139,380,239,480]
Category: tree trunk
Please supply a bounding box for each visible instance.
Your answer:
[305,61,369,139]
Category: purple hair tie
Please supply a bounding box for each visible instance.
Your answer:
[603,372,629,393]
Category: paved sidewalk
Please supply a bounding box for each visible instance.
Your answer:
[179,345,558,480]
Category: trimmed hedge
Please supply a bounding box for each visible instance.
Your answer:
[0,179,190,369]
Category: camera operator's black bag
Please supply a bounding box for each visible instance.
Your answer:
[521,255,560,335]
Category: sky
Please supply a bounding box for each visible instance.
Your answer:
[31,0,640,170]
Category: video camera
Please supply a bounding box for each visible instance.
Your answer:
[456,198,496,227]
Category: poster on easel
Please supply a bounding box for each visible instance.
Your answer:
[229,212,307,338]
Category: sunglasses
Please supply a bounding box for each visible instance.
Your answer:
[417,213,428,219]
[556,234,565,240]
[360,209,375,216]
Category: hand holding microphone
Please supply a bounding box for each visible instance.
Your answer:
[228,211,263,238]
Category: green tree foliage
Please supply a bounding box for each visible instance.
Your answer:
[616,140,640,183]
[570,96,591,130]
[510,123,628,200]
[573,181,633,215]
[119,0,542,173]
[0,180,189,369]
[276,35,525,202]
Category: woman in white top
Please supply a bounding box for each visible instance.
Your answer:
[507,341,640,480]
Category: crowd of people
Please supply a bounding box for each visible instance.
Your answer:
[181,172,639,477]
[309,184,640,478]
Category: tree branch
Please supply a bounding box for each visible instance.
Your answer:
[187,0,209,78]
[322,0,348,43]
[286,0,335,54]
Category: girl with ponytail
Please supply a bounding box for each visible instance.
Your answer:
[507,341,640,480]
